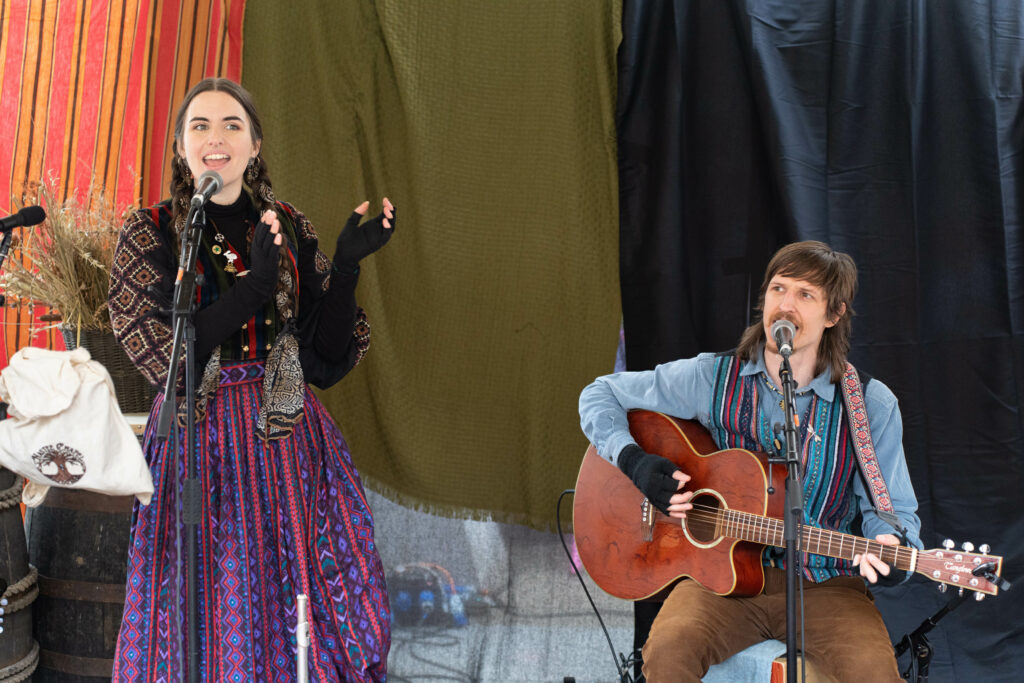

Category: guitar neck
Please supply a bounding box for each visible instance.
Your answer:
[717,507,916,571]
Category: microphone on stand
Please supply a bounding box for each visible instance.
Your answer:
[189,171,224,208]
[0,206,46,306]
[770,319,796,357]
[0,205,46,232]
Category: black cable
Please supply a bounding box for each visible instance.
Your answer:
[620,650,644,681]
[556,488,632,683]
[392,626,474,682]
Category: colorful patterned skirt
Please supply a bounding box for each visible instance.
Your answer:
[113,359,390,682]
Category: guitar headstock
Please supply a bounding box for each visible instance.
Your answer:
[916,540,1005,598]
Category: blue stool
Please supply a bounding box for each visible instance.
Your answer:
[704,641,827,682]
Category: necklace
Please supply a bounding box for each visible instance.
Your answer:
[765,375,786,410]
[208,219,239,273]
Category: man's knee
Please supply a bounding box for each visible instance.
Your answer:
[641,593,755,682]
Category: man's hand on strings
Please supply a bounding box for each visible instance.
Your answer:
[853,533,901,584]
[664,471,694,520]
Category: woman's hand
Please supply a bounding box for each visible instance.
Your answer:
[246,209,282,294]
[334,198,395,267]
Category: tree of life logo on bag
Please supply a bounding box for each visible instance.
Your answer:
[31,443,87,484]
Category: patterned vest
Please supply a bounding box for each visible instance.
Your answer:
[146,197,301,362]
[708,353,860,581]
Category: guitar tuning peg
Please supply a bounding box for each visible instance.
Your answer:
[942,539,955,550]
[958,587,965,597]
[938,583,948,593]
[962,542,974,552]
[979,544,991,554]
[975,593,986,602]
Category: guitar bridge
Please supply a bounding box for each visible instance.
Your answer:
[641,498,654,542]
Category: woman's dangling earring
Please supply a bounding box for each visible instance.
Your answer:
[245,157,258,186]
[178,156,193,182]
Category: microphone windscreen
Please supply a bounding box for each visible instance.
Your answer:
[197,170,223,193]
[19,206,46,227]
[770,319,795,341]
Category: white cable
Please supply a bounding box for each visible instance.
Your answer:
[296,594,309,683]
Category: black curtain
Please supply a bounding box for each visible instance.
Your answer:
[618,1,1024,679]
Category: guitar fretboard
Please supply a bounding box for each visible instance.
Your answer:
[710,506,916,571]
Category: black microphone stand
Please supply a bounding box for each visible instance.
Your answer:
[776,351,805,683]
[155,203,205,683]
[894,563,1010,682]
[894,591,969,682]
[0,230,14,306]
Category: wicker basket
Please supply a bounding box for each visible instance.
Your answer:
[60,327,156,414]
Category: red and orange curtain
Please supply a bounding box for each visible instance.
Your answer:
[0,0,246,366]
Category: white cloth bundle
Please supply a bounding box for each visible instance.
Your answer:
[0,346,153,506]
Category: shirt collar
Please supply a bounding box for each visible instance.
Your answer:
[738,344,837,402]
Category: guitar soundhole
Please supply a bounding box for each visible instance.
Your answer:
[686,492,720,545]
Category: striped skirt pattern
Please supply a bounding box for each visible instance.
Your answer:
[113,360,390,682]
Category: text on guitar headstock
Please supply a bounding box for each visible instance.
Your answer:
[915,540,1009,599]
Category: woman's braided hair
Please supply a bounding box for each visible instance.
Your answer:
[169,78,295,316]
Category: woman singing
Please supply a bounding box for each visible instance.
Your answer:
[107,77,393,682]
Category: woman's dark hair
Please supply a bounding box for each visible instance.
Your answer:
[169,77,274,234]
[169,78,290,312]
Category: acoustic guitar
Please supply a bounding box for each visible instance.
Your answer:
[573,410,1004,601]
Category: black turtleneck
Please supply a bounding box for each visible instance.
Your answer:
[204,191,255,259]
[192,193,263,359]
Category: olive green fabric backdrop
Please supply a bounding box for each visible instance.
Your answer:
[243,1,622,528]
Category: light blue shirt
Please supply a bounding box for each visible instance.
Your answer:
[579,350,922,549]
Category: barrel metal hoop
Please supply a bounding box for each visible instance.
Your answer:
[39,647,113,679]
[36,570,127,604]
[36,487,135,513]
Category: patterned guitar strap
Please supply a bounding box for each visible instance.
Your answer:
[839,362,908,538]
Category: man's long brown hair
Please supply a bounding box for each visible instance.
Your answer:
[736,241,858,380]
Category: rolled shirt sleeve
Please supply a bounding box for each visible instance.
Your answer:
[578,353,718,467]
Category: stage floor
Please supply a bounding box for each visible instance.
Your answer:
[369,488,634,682]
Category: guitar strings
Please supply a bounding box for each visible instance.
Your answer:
[663,502,912,565]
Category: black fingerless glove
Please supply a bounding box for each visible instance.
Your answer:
[246,219,283,296]
[874,566,908,587]
[192,221,280,358]
[333,207,395,269]
[618,444,679,514]
[874,526,912,587]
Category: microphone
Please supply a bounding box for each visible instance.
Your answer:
[189,171,223,208]
[0,206,46,232]
[770,319,796,357]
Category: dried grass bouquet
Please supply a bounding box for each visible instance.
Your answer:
[0,178,131,334]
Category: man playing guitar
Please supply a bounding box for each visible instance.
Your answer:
[579,241,921,681]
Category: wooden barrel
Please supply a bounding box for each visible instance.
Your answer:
[26,414,145,682]
[0,468,39,682]
[27,488,133,682]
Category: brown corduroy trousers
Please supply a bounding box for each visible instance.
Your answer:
[642,568,903,682]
